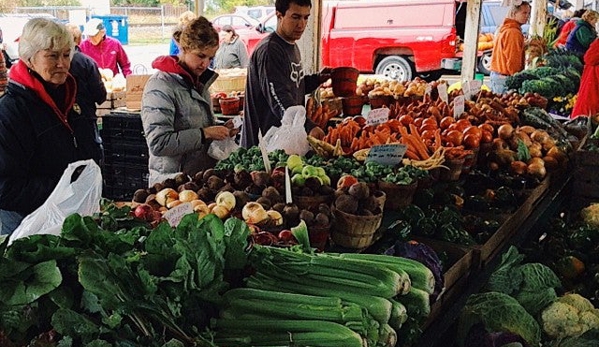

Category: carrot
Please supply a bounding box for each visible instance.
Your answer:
[406,134,430,160]
[404,148,420,160]
[434,129,442,151]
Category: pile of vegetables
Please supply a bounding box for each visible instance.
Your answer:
[209,242,436,346]
[505,49,582,108]
[0,206,251,346]
[458,245,599,346]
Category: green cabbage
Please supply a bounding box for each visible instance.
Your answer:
[457,292,541,347]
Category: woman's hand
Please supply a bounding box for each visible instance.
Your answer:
[224,119,241,137]
[203,126,232,141]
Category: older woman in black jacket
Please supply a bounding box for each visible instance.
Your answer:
[0,18,101,235]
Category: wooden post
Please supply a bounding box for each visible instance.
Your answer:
[530,0,548,38]
[296,0,322,74]
[461,0,483,83]
[194,0,204,16]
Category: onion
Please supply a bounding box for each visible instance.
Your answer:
[242,202,269,224]
[527,162,547,180]
[519,125,536,134]
[528,145,543,158]
[497,123,514,140]
[530,130,549,144]
[542,156,559,170]
[527,157,545,167]
[510,161,528,175]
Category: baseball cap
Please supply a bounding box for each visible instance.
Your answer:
[83,18,105,36]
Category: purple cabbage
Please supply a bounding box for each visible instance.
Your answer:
[385,240,444,300]
[465,323,528,347]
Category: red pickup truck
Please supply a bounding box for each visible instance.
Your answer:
[238,0,489,82]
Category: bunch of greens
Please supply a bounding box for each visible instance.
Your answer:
[0,209,250,347]
[486,246,561,317]
[215,146,288,172]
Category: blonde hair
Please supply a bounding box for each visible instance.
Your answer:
[179,16,219,53]
[65,23,82,45]
[582,10,599,23]
[19,18,74,62]
[178,10,196,26]
[508,1,531,18]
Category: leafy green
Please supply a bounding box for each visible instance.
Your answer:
[0,203,249,346]
[516,139,531,163]
[457,292,541,347]
[486,246,560,317]
[548,328,599,347]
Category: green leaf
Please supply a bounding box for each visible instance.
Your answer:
[6,260,62,306]
[223,217,250,270]
[80,290,103,314]
[85,339,112,347]
[516,139,531,162]
[486,246,525,294]
[51,308,100,340]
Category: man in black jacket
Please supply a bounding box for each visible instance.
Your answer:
[240,0,330,148]
[66,23,107,164]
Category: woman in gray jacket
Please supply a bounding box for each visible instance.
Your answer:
[141,17,237,185]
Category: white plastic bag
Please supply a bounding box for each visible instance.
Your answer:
[263,105,311,155]
[9,159,103,245]
[208,136,240,161]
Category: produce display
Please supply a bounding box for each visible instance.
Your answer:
[1,40,595,347]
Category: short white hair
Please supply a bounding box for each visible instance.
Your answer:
[19,18,74,62]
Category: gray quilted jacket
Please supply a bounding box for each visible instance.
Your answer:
[141,56,218,185]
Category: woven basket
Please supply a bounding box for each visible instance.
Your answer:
[211,74,246,94]
[439,157,465,182]
[308,223,331,251]
[294,194,332,211]
[330,206,382,249]
[377,181,417,210]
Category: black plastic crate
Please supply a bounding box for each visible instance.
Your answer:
[103,185,135,201]
[103,140,149,166]
[102,162,148,196]
[100,113,145,142]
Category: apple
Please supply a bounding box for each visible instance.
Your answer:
[321,174,331,186]
[302,165,319,178]
[278,229,294,242]
[215,191,236,211]
[291,173,306,187]
[315,166,327,178]
[134,204,154,221]
[337,174,358,189]
[286,154,303,171]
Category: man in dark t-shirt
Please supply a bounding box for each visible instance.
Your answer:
[240,0,330,148]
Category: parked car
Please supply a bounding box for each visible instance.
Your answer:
[211,13,260,32]
[235,6,275,21]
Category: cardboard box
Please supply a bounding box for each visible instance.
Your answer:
[126,74,151,110]
[97,91,126,109]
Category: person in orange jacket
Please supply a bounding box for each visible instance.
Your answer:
[571,39,599,119]
[489,0,531,94]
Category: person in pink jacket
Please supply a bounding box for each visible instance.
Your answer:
[80,18,132,77]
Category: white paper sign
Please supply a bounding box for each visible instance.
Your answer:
[285,166,293,204]
[232,115,243,129]
[462,80,472,100]
[470,80,482,96]
[437,83,448,104]
[366,108,390,127]
[163,202,193,227]
[257,130,272,174]
[453,95,465,118]
[365,144,408,166]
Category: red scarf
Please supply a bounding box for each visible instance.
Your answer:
[9,60,77,132]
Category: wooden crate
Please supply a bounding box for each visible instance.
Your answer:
[419,238,478,330]
[97,91,126,109]
[475,171,552,266]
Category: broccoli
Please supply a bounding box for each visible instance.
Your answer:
[541,293,599,339]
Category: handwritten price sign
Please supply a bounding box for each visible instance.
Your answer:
[365,143,408,166]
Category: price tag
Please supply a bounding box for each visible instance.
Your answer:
[232,115,243,129]
[257,129,272,174]
[462,80,472,100]
[365,143,407,166]
[285,166,293,204]
[366,108,390,127]
[470,80,482,96]
[437,83,448,104]
[453,95,465,118]
[163,202,193,227]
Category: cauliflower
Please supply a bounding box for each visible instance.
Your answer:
[581,203,599,228]
[541,293,599,339]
